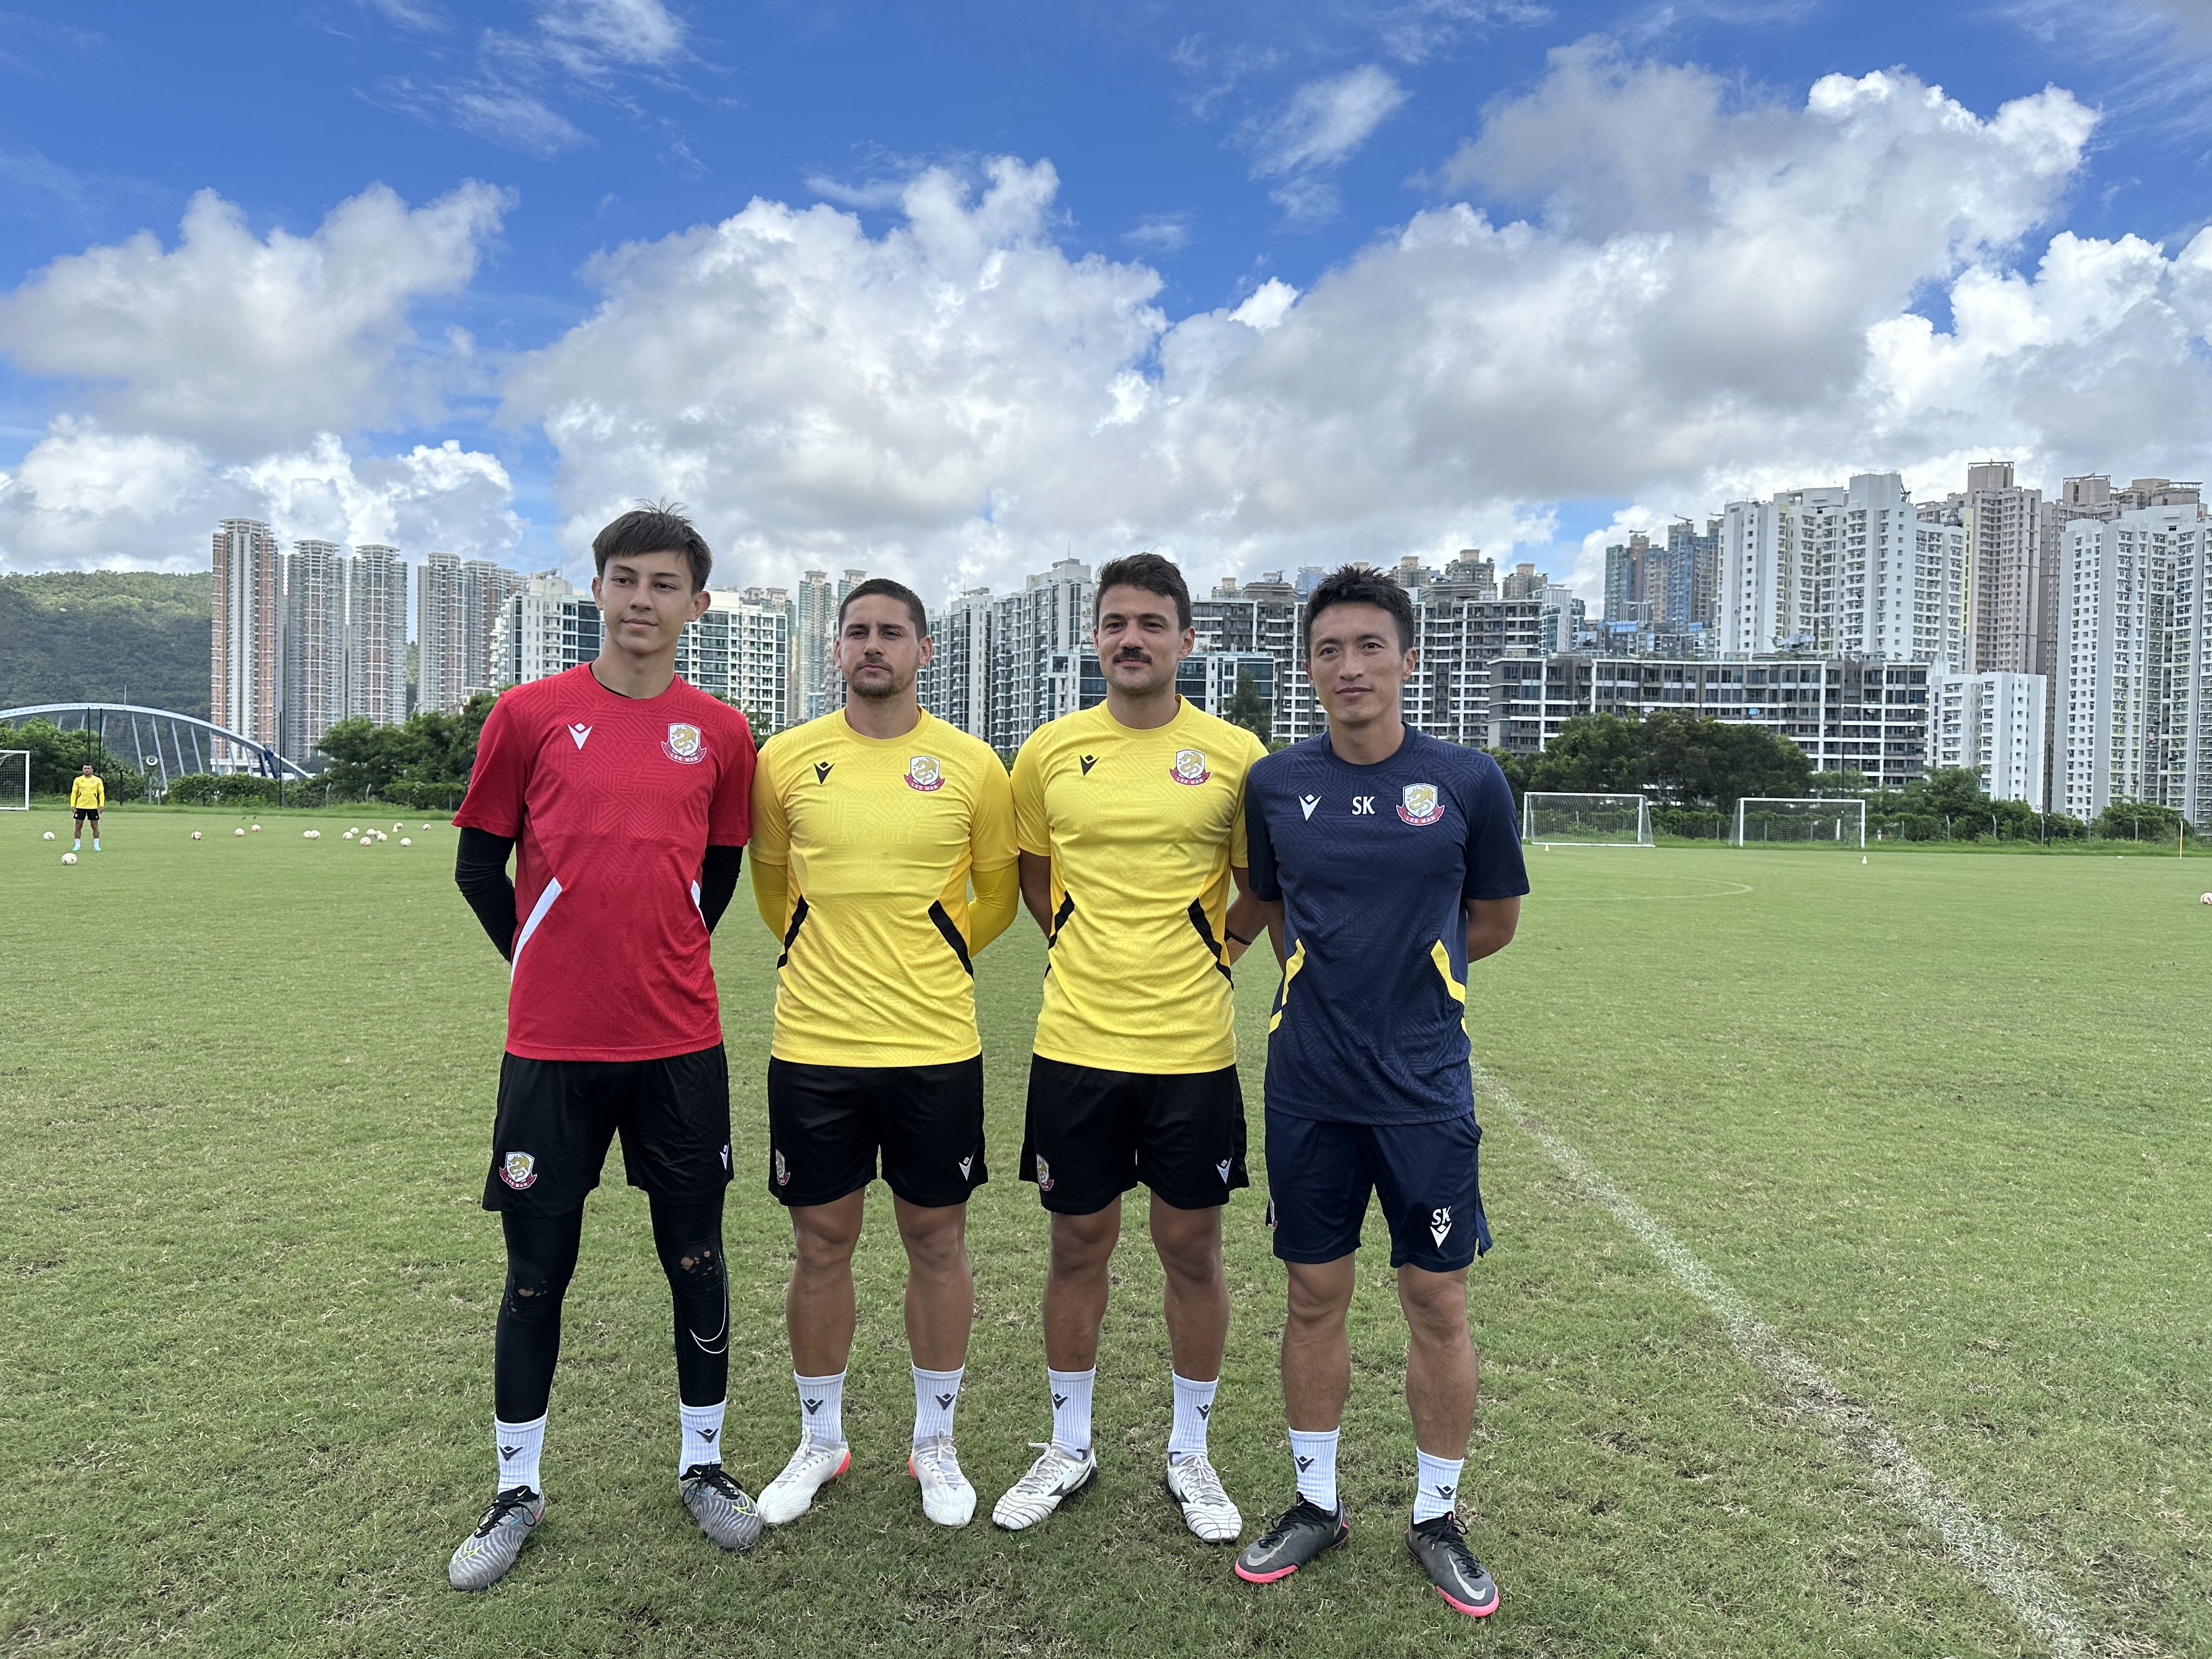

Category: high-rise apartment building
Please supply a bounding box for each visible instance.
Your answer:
[921,588,996,741]
[211,518,283,765]
[991,559,1093,748]
[346,544,409,725]
[678,587,795,735]
[2055,501,2212,825]
[1720,473,1966,665]
[793,568,866,721]
[492,572,603,687]
[419,553,527,713]
[1604,533,1657,626]
[1936,462,2049,676]
[1930,670,2049,809]
[282,538,348,759]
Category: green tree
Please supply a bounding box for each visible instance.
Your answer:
[1223,672,1272,745]
[1,716,149,799]
[2092,800,2188,842]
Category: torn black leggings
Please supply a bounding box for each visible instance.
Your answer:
[493,1190,730,1421]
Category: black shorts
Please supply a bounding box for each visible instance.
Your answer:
[1018,1054,1248,1216]
[73,808,99,824]
[766,1056,986,1210]
[483,1044,732,1215]
[1265,1109,1489,1272]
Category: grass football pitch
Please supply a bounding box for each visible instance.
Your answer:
[2,808,2207,1657]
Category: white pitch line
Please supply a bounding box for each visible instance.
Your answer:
[1475,1069,2089,1659]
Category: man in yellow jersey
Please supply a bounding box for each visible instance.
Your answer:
[748,578,1022,1531]
[991,552,1269,1544]
[70,764,105,851]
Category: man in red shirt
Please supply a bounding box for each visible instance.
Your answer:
[444,506,759,1591]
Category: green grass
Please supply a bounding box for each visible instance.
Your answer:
[3,809,2206,1657]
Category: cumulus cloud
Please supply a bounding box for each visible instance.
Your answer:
[0,181,506,453]
[494,52,2156,600]
[1242,64,1408,222]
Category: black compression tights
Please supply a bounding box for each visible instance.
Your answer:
[492,1192,730,1422]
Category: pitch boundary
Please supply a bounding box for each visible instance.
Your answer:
[1475,1068,2089,1659]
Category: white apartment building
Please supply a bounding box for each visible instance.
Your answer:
[1930,670,2048,809]
[282,539,348,759]
[922,588,996,742]
[1720,473,1967,667]
[492,572,603,687]
[990,560,1092,749]
[346,544,409,725]
[418,553,526,715]
[211,517,283,765]
[677,587,795,736]
[794,569,865,723]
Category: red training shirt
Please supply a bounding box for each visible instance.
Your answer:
[454,664,755,1062]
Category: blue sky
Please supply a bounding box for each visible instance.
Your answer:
[5,0,2212,599]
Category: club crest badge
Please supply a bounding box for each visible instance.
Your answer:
[499,1150,538,1191]
[1170,748,1211,786]
[662,722,704,764]
[906,754,945,792]
[773,1149,790,1186]
[1034,1155,1054,1193]
[1398,782,1442,825]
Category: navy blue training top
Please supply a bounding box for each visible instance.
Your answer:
[1245,728,1529,1126]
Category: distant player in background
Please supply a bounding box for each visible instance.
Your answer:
[992,553,1268,1544]
[444,505,759,1592]
[746,578,1021,1531]
[1232,565,1527,1618]
[70,764,103,851]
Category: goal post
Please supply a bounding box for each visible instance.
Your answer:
[1735,797,1867,848]
[0,751,26,810]
[1521,791,1654,847]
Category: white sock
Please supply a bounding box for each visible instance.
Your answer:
[71,839,80,850]
[494,1413,545,1494]
[92,838,100,850]
[1167,1373,1217,1463]
[1289,1427,1339,1513]
[679,1399,725,1473]
[912,1364,963,1445]
[795,1370,846,1448]
[1047,1366,1094,1456]
[1413,1448,1464,1523]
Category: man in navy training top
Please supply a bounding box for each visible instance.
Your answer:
[444,505,761,1590]
[1228,564,1528,1618]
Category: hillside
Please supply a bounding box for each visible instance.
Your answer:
[0,571,212,720]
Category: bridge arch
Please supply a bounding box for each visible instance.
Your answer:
[0,703,314,785]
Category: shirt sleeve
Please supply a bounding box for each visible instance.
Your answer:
[748,738,790,866]
[1244,763,1282,902]
[453,692,528,837]
[971,750,1018,872]
[1011,733,1050,857]
[708,710,755,847]
[1462,754,1531,903]
[1229,731,1268,868]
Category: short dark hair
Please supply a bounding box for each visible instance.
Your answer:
[1094,551,1190,630]
[1304,564,1415,652]
[592,503,712,592]
[838,577,929,637]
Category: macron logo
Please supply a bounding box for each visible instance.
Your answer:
[1299,794,1320,820]
[568,724,591,749]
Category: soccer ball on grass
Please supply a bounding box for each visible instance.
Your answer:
[191,831,203,841]
[233,827,246,837]
[42,831,54,840]
[400,837,412,846]
[60,852,76,865]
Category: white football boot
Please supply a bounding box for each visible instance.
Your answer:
[757,1431,851,1525]
[990,1442,1098,1531]
[1163,1453,1243,1543]
[909,1433,977,1527]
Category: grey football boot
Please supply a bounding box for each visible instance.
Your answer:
[448,1486,545,1590]
[680,1463,763,1551]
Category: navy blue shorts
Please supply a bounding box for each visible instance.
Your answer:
[1263,1109,1490,1272]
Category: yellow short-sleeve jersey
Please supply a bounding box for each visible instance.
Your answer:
[751,709,1017,1066]
[69,775,104,810]
[1011,699,1269,1074]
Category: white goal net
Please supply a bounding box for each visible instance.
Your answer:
[0,751,26,810]
[1735,797,1866,848]
[1521,791,1654,847]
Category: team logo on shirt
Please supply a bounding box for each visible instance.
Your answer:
[500,1151,539,1191]
[1034,1155,1054,1193]
[662,722,704,764]
[1398,782,1443,826]
[1170,748,1211,786]
[906,754,945,792]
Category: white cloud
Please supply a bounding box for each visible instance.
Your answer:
[1246,64,1409,177]
[1229,276,1300,330]
[449,88,590,159]
[1126,213,1196,252]
[0,424,521,574]
[537,0,686,75]
[0,181,507,453]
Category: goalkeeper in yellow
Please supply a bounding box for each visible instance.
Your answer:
[748,578,1021,1530]
[70,764,105,851]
